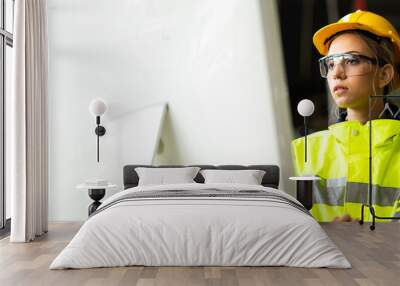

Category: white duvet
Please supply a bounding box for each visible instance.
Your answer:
[50,183,351,269]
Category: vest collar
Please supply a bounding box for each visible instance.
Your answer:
[328,119,400,146]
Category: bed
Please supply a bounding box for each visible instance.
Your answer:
[50,165,351,269]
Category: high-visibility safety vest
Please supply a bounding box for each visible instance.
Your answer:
[292,119,400,222]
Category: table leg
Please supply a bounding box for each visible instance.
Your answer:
[296,180,313,210]
[88,189,106,216]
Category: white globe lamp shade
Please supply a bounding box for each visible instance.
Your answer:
[297,99,314,117]
[89,98,107,117]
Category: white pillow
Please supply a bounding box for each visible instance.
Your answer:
[135,167,201,186]
[200,169,266,185]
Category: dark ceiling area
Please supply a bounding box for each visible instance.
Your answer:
[278,0,400,137]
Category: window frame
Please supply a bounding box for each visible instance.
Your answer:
[0,0,14,233]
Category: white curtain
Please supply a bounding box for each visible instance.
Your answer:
[9,0,48,242]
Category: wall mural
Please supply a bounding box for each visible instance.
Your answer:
[290,10,400,227]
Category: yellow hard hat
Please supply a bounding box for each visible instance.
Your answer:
[313,10,400,57]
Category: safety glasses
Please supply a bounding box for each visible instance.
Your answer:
[318,53,386,78]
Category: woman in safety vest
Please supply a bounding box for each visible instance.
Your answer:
[292,10,400,222]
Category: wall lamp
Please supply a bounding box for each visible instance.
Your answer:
[89,98,107,162]
[297,99,314,163]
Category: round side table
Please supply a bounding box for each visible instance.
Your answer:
[76,183,117,216]
[289,176,321,210]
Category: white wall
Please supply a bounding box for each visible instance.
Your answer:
[48,101,166,221]
[48,0,294,221]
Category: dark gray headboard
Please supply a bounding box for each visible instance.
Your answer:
[123,165,280,189]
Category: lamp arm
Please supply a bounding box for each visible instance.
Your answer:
[94,116,106,162]
[97,127,100,162]
[97,116,100,162]
[304,116,308,163]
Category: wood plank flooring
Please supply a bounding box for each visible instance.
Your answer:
[0,222,399,286]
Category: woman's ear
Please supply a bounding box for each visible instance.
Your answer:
[378,64,394,88]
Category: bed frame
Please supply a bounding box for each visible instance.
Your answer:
[123,165,280,190]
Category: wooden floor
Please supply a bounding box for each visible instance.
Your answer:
[0,222,399,286]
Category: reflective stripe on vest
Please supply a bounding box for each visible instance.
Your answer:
[313,178,400,206]
[394,200,400,219]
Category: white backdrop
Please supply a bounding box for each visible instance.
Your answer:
[47,0,294,221]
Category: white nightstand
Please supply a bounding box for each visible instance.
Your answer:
[289,176,321,210]
[76,183,117,216]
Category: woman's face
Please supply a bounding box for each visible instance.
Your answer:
[326,33,380,109]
